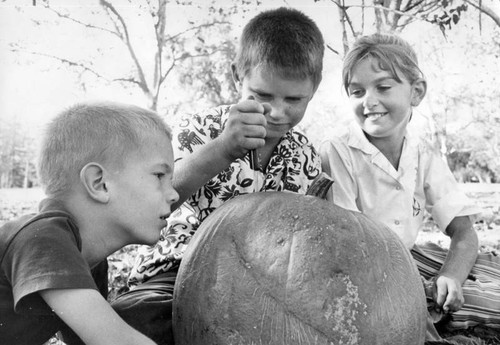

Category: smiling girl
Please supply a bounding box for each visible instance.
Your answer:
[320,33,500,336]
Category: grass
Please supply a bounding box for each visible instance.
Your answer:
[1,187,499,344]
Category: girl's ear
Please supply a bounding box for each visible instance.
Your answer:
[231,63,242,90]
[80,163,110,203]
[411,78,427,106]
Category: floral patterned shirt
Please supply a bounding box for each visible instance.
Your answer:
[129,105,321,285]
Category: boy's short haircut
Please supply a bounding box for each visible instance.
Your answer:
[234,7,324,88]
[38,101,171,198]
[342,33,424,93]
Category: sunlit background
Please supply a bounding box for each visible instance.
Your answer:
[1,0,500,189]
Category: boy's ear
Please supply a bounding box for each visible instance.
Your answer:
[411,78,427,106]
[80,163,110,203]
[231,63,242,89]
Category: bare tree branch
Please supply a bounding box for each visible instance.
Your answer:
[12,47,111,81]
[390,0,404,31]
[100,0,152,104]
[44,6,120,38]
[13,1,244,111]
[152,0,167,93]
[158,60,176,98]
[165,20,231,44]
[113,77,148,90]
[465,0,500,27]
[403,0,425,12]
[348,3,430,22]
[326,44,340,55]
[327,0,356,54]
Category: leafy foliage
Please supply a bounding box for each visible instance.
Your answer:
[10,0,239,112]
[415,16,500,183]
[430,1,468,34]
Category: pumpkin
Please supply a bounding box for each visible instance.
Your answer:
[173,174,426,345]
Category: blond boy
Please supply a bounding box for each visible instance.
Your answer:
[0,102,178,345]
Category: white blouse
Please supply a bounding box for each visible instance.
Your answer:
[320,123,480,249]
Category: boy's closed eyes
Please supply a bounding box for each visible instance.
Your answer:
[251,91,305,103]
[152,163,173,181]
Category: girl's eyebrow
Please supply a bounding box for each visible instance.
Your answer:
[349,76,396,87]
[373,76,396,83]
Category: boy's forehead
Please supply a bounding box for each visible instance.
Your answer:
[126,131,171,157]
[249,64,312,82]
[125,139,173,170]
[141,131,172,150]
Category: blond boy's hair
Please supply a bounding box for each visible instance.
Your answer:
[38,101,171,198]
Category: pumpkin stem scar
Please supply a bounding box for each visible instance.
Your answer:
[306,172,334,199]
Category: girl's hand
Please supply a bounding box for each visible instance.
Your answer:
[433,275,465,313]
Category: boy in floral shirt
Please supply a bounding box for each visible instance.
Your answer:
[112,8,325,344]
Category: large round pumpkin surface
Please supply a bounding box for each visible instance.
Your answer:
[173,191,426,345]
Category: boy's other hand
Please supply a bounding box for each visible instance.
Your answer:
[40,288,156,345]
[432,275,465,314]
[220,99,268,161]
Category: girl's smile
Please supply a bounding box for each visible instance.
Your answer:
[364,112,387,120]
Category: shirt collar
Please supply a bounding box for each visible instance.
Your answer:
[347,122,416,181]
[347,123,378,155]
[346,122,414,155]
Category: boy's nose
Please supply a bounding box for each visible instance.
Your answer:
[268,101,286,120]
[166,187,180,205]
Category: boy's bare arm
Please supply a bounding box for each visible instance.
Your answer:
[172,100,266,209]
[40,288,157,345]
[433,215,479,313]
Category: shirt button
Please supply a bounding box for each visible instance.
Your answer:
[396,186,401,190]
[394,220,400,225]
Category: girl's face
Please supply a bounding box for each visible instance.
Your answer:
[347,57,423,142]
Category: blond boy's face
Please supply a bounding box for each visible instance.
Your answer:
[237,65,316,141]
[107,131,179,245]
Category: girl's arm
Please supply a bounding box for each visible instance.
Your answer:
[433,216,478,313]
[40,288,156,345]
